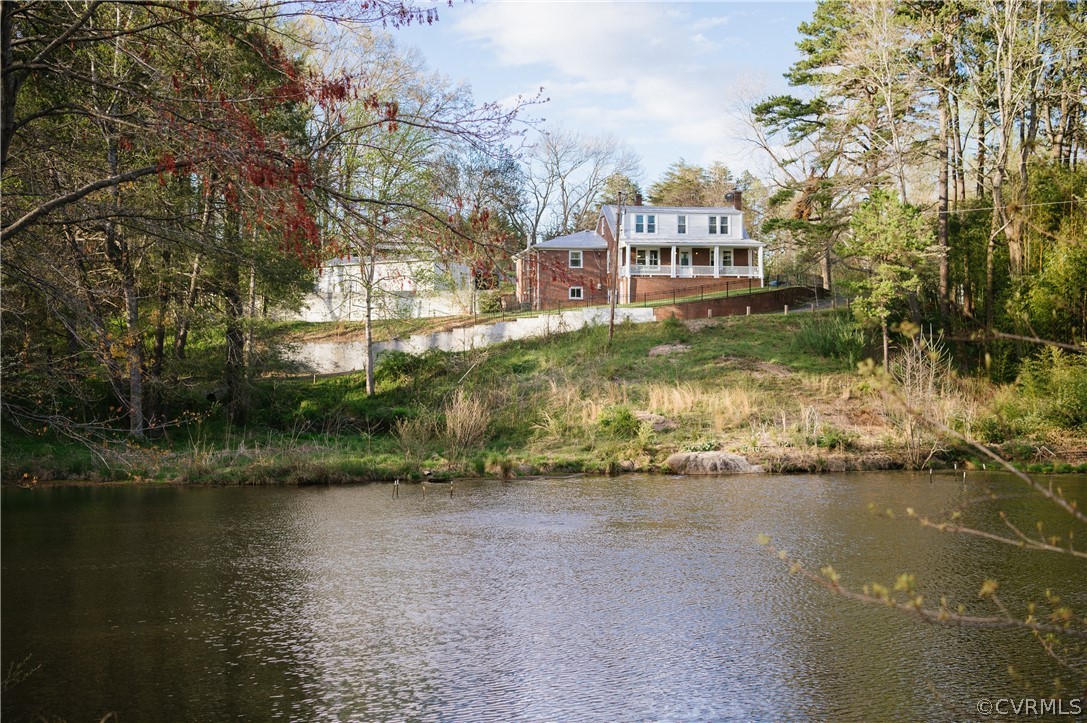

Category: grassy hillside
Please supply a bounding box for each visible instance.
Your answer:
[5,310,1086,484]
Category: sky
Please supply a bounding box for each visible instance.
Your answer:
[393,1,816,186]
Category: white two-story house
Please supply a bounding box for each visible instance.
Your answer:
[515,194,764,309]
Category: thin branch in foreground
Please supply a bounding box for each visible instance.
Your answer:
[757,537,1087,639]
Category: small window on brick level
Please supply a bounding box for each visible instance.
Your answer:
[677,215,687,234]
[719,249,734,267]
[569,250,583,268]
[569,286,584,300]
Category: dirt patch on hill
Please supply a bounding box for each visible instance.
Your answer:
[648,343,691,357]
[714,355,791,376]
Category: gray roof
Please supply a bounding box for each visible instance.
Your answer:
[531,230,608,250]
[603,204,743,216]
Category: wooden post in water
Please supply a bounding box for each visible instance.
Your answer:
[393,478,399,498]
[450,480,455,497]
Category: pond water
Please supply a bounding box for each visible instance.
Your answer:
[2,472,1084,721]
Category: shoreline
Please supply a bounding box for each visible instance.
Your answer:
[6,447,1085,489]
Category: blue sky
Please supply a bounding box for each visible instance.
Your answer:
[393,1,816,185]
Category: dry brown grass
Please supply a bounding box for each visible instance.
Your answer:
[444,389,491,457]
[644,382,756,431]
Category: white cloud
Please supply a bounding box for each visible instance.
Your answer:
[438,1,797,178]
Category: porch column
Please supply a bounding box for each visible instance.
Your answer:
[670,245,677,277]
[758,246,765,287]
[713,246,720,278]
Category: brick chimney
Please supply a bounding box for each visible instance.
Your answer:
[728,190,742,211]
[634,192,643,206]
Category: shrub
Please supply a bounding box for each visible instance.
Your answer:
[444,389,491,458]
[375,349,450,387]
[477,290,502,315]
[598,405,642,439]
[1018,348,1087,429]
[660,315,688,342]
[395,413,437,458]
[792,313,868,368]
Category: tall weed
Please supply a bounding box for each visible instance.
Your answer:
[792,314,868,368]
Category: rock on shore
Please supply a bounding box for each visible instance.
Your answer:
[665,451,763,475]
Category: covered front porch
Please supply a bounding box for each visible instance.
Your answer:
[619,244,764,280]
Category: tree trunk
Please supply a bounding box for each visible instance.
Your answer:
[821,243,833,302]
[937,82,950,331]
[174,253,202,360]
[244,259,256,380]
[365,278,373,395]
[976,113,986,199]
[104,134,144,439]
[223,257,246,425]
[151,249,170,380]
[882,321,890,375]
[223,212,246,424]
[1,2,21,170]
[951,90,966,203]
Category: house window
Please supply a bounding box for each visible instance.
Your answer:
[677,215,687,234]
[569,250,583,268]
[649,249,660,266]
[719,249,734,267]
[569,286,584,300]
[634,214,656,233]
[679,250,690,266]
[709,215,732,235]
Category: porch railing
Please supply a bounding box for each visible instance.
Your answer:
[622,264,759,278]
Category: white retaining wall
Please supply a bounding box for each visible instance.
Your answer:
[290,307,656,375]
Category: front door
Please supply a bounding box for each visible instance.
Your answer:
[678,250,691,277]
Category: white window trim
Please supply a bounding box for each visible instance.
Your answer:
[719,249,734,266]
[569,250,583,268]
[635,214,644,233]
[646,214,656,233]
[709,215,732,236]
[569,286,584,300]
[677,215,687,234]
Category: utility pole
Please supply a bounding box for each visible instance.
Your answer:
[608,192,623,344]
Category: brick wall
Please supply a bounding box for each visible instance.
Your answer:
[529,247,610,308]
[651,286,817,320]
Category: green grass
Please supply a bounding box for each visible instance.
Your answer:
[6,309,1085,483]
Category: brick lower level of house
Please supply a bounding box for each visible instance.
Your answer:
[624,276,761,304]
[650,286,819,320]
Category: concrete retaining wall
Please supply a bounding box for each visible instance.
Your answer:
[291,307,656,375]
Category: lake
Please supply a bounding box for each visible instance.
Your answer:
[2,472,1084,721]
